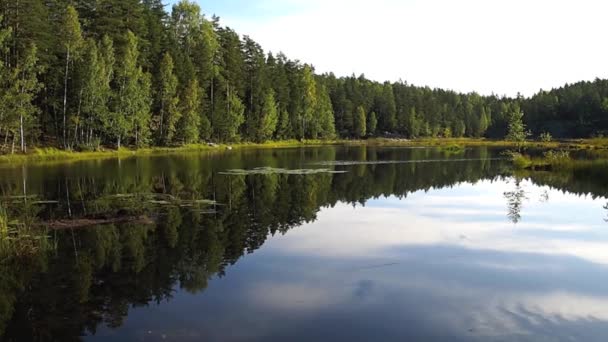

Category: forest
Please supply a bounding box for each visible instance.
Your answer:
[1,0,608,154]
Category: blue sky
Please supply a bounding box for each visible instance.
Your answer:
[164,0,608,97]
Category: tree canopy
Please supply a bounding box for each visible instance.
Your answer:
[0,0,607,153]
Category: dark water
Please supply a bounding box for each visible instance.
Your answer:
[1,146,608,341]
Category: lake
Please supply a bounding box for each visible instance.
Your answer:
[1,146,608,341]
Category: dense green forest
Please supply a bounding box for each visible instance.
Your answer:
[1,0,608,153]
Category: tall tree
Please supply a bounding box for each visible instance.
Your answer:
[157,53,179,145]
[368,111,378,136]
[505,103,528,145]
[60,5,83,148]
[7,44,42,153]
[213,84,244,142]
[178,79,202,144]
[111,30,150,148]
[257,90,278,142]
[301,65,317,139]
[354,106,367,138]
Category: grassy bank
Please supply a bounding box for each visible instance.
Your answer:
[2,137,608,165]
[0,140,342,165]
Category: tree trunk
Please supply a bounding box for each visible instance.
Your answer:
[159,96,165,144]
[20,113,25,153]
[62,47,71,149]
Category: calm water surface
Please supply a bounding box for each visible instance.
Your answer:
[1,146,608,341]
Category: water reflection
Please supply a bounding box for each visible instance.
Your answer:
[0,146,607,341]
[504,179,527,224]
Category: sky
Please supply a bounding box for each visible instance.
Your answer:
[167,0,608,97]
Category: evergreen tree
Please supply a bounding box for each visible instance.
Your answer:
[506,103,528,144]
[257,90,278,142]
[213,84,244,142]
[368,111,378,136]
[157,53,180,145]
[301,65,318,139]
[354,106,367,138]
[478,106,489,137]
[178,79,202,144]
[316,83,336,139]
[242,36,267,141]
[407,107,420,138]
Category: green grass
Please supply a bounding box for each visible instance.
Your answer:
[0,140,346,165]
[439,144,465,153]
[0,206,52,261]
[3,137,608,165]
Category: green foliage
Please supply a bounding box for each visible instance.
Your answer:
[505,104,529,145]
[540,132,553,142]
[213,85,244,142]
[179,79,202,144]
[1,0,608,154]
[354,106,367,138]
[368,111,378,136]
[441,144,464,153]
[257,91,279,142]
[158,53,180,145]
[543,150,570,164]
[111,31,151,148]
[507,152,533,169]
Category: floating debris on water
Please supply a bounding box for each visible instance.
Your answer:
[219,167,348,175]
[310,158,505,166]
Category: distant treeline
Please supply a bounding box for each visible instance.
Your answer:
[1,0,607,152]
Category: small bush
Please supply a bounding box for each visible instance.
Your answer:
[503,150,532,169]
[543,150,570,164]
[539,132,553,142]
[441,144,464,153]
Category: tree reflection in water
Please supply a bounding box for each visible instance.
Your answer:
[0,146,606,340]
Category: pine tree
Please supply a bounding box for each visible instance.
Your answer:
[316,83,336,139]
[178,79,202,144]
[301,65,318,139]
[407,107,420,138]
[478,106,489,137]
[257,90,278,142]
[506,103,528,144]
[276,109,291,140]
[354,106,367,138]
[368,111,378,136]
[158,53,180,145]
[213,84,245,142]
[133,71,152,147]
[242,36,268,141]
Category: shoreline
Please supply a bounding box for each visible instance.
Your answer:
[1,138,607,165]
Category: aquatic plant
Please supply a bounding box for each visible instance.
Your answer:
[219,167,347,176]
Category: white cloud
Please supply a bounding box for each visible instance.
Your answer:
[218,0,608,96]
[265,179,608,264]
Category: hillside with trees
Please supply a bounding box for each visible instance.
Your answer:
[1,0,607,153]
